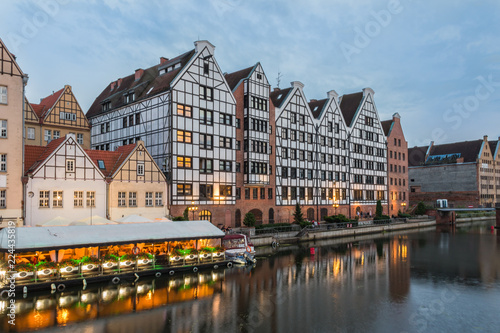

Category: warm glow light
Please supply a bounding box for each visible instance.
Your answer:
[57,309,69,325]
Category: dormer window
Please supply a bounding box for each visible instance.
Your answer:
[98,160,105,169]
[102,101,111,111]
[124,92,135,104]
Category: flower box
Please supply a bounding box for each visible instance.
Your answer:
[60,265,79,275]
[102,261,118,270]
[199,252,211,260]
[119,260,136,268]
[137,258,151,266]
[184,253,198,261]
[169,255,183,264]
[213,251,225,258]
[12,271,34,280]
[37,268,55,279]
[81,263,98,272]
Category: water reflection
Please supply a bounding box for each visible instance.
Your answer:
[2,222,499,333]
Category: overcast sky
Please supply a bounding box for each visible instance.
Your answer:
[1,0,499,147]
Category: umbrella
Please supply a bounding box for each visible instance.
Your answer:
[36,216,72,227]
[116,214,153,223]
[73,215,117,225]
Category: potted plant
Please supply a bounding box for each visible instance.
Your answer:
[59,258,79,275]
[184,248,198,261]
[36,261,57,278]
[213,246,225,258]
[199,247,213,260]
[102,254,119,270]
[80,256,99,272]
[119,253,136,268]
[13,262,35,279]
[137,253,153,266]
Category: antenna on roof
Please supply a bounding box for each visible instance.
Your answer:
[277,71,282,88]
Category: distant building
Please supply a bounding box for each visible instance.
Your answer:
[381,113,408,216]
[408,135,497,208]
[25,85,91,149]
[0,37,28,226]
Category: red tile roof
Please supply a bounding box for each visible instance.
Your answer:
[24,137,66,174]
[85,144,136,177]
[30,88,65,118]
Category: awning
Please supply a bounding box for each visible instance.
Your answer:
[0,221,225,252]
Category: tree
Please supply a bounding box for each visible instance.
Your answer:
[243,212,256,227]
[375,200,383,218]
[183,207,189,220]
[415,201,427,215]
[293,203,305,225]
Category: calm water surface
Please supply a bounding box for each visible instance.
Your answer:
[2,221,500,333]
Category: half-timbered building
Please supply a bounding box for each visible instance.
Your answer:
[25,85,91,148]
[339,88,388,217]
[0,37,28,226]
[24,135,107,226]
[87,41,236,225]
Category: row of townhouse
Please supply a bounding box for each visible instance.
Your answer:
[0,37,168,227]
[408,135,500,208]
[88,40,409,226]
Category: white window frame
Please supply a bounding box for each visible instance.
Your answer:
[0,190,5,208]
[39,190,50,207]
[77,133,84,144]
[53,130,60,139]
[27,127,35,140]
[137,162,144,176]
[145,192,153,207]
[74,191,83,207]
[129,192,137,207]
[86,191,95,207]
[155,192,163,206]
[118,192,126,207]
[0,120,6,138]
[44,129,51,142]
[0,154,6,172]
[52,190,63,208]
[0,86,7,104]
[66,159,75,172]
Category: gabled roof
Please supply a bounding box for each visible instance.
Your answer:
[86,49,195,119]
[24,137,66,174]
[85,144,136,177]
[408,146,429,167]
[224,65,254,91]
[488,140,498,157]
[308,99,327,119]
[0,37,24,77]
[409,140,484,167]
[339,92,364,127]
[30,88,65,119]
[270,87,293,108]
[381,119,393,137]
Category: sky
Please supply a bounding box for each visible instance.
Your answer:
[1,0,499,147]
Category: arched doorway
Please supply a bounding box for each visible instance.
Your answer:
[249,209,263,225]
[269,208,274,224]
[307,208,314,221]
[200,210,211,222]
[320,208,328,221]
[235,209,241,227]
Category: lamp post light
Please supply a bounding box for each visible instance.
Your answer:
[189,201,198,220]
[333,203,339,215]
[401,202,407,213]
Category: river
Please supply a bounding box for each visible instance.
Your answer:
[2,221,499,333]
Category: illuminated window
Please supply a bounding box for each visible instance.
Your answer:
[177,184,192,196]
[220,186,232,196]
[177,130,192,143]
[177,104,192,117]
[200,210,212,222]
[53,190,63,207]
[177,156,192,169]
[39,190,50,207]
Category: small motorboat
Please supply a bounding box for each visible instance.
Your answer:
[222,234,257,266]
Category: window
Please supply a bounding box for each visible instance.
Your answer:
[366,175,374,184]
[307,133,313,144]
[219,160,232,172]
[74,191,83,207]
[135,113,141,125]
[0,86,7,104]
[335,123,340,133]
[353,190,363,200]
[44,129,51,141]
[177,156,192,169]
[200,158,213,173]
[290,130,297,141]
[137,162,145,175]
[377,177,385,185]
[64,159,75,173]
[260,188,265,199]
[245,188,250,199]
[200,134,213,149]
[219,136,232,149]
[365,116,374,126]
[366,191,374,201]
[268,188,273,199]
[177,130,192,143]
[281,128,288,139]
[0,154,5,171]
[102,101,111,111]
[200,210,212,222]
[200,184,213,199]
[177,104,192,117]
[282,186,288,199]
[77,133,84,144]
[220,113,232,126]
[0,120,6,138]
[155,192,163,206]
[328,121,333,132]
[39,191,50,207]
[220,186,232,196]
[118,192,126,207]
[252,188,257,199]
[282,147,288,159]
[299,187,305,200]
[53,191,63,207]
[307,169,313,180]
[86,191,96,207]
[377,191,385,200]
[123,117,128,128]
[203,61,209,75]
[177,184,192,196]
[200,86,213,100]
[299,115,305,126]
[52,130,61,140]
[0,190,5,208]
[354,174,363,183]
[145,192,153,207]
[26,127,35,140]
[128,192,137,207]
[321,188,327,200]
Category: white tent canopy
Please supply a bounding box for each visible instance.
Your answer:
[116,214,153,223]
[36,216,72,227]
[0,221,225,251]
[74,215,117,225]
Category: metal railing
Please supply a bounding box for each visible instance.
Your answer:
[255,224,301,235]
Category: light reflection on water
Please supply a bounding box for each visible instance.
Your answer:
[2,221,499,333]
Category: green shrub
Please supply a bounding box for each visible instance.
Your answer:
[172,216,186,221]
[243,212,256,227]
[415,202,427,215]
[255,223,292,229]
[324,214,351,223]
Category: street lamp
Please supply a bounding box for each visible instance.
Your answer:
[188,201,198,220]
[401,202,407,212]
[332,202,339,215]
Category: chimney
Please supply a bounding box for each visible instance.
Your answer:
[327,90,338,101]
[483,135,488,141]
[393,112,401,121]
[362,87,375,96]
[110,81,116,91]
[194,40,215,55]
[117,78,123,88]
[160,57,169,64]
[135,69,144,81]
[291,81,304,89]
[310,99,317,103]
[273,87,280,92]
